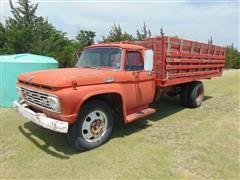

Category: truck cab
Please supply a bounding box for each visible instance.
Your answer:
[13,43,157,150]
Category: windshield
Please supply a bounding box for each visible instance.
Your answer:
[76,47,122,70]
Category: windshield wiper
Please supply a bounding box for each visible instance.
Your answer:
[78,65,98,69]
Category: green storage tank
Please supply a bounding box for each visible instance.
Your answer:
[0,53,58,107]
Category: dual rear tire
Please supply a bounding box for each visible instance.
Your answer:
[180,81,204,108]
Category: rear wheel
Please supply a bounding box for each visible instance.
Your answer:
[67,100,113,150]
[187,81,204,108]
[180,81,204,108]
[180,83,190,106]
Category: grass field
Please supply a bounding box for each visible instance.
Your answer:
[1,70,239,179]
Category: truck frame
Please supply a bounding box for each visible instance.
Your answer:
[13,36,226,150]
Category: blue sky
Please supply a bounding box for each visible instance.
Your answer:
[1,0,239,49]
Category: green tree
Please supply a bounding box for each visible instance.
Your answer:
[136,22,151,40]
[1,0,76,67]
[102,24,134,42]
[0,23,7,54]
[74,30,96,58]
[225,44,240,69]
[160,26,165,36]
[3,0,40,53]
[75,30,96,49]
[208,36,213,44]
[30,18,76,67]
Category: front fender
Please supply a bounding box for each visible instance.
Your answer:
[58,83,126,124]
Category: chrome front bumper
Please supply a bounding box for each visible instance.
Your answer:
[13,100,68,133]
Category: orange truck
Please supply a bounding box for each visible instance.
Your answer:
[13,36,226,150]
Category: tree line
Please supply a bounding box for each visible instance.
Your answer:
[0,0,239,69]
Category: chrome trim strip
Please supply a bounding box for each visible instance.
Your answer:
[104,77,114,83]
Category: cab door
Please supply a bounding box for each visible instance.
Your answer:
[123,49,155,112]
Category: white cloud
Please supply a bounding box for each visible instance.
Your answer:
[1,0,239,48]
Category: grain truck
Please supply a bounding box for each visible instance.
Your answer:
[13,36,226,150]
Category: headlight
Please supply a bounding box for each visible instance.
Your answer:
[47,96,60,112]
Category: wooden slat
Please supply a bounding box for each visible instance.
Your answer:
[167,52,225,60]
[166,59,225,64]
[168,69,220,78]
[167,64,224,70]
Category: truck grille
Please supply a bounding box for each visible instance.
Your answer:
[20,87,51,110]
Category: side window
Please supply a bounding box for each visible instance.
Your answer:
[125,51,144,71]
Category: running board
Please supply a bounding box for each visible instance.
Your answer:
[126,108,156,123]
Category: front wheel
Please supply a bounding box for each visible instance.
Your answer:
[67,100,113,150]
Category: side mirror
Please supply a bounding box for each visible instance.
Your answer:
[144,49,153,71]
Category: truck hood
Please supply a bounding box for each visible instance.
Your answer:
[18,68,117,88]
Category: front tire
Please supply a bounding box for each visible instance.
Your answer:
[67,100,113,150]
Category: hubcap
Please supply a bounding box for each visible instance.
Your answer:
[82,110,108,143]
[90,119,103,135]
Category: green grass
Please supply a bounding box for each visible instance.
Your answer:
[1,70,239,179]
